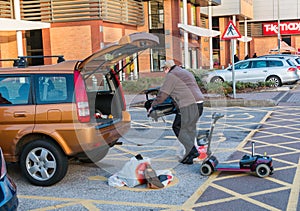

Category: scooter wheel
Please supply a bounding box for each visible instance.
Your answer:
[256,164,270,178]
[200,163,213,176]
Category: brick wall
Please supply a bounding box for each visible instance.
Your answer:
[0,31,19,67]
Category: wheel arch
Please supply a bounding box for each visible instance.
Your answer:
[15,133,70,160]
[210,76,224,83]
[266,75,282,85]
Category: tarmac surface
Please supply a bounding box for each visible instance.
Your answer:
[124,83,300,210]
[188,84,300,210]
[11,83,300,210]
[189,107,300,210]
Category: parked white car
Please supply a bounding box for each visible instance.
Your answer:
[203,57,299,87]
[258,54,300,77]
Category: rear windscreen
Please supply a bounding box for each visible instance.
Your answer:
[85,72,113,92]
[295,58,300,65]
[286,59,295,66]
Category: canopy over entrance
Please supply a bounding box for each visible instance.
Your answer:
[270,41,296,53]
[0,18,50,57]
[0,18,50,31]
[238,36,252,43]
[178,23,220,37]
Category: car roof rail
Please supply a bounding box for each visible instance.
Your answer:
[0,58,20,67]
[0,55,65,68]
[259,56,285,60]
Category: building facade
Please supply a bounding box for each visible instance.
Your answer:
[203,0,300,68]
[0,0,222,78]
[2,0,298,77]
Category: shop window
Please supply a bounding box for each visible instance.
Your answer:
[282,36,291,46]
[149,0,164,30]
[191,5,196,26]
[148,1,165,72]
[151,49,166,72]
[26,30,44,66]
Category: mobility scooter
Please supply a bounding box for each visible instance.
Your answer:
[199,114,274,178]
[144,89,274,178]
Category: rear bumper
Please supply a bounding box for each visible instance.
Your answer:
[65,120,131,155]
[281,74,299,84]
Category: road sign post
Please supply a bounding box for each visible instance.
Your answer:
[231,40,236,98]
[221,20,242,98]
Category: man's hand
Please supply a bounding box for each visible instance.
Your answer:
[147,107,159,122]
[147,107,153,117]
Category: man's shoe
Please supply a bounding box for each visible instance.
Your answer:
[180,146,199,165]
[144,164,164,189]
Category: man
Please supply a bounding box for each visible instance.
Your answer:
[150,60,204,164]
[234,54,239,63]
[0,93,11,104]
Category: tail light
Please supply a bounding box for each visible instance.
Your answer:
[74,70,90,123]
[297,66,300,70]
[287,67,297,72]
[0,148,7,180]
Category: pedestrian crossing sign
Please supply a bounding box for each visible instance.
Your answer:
[221,20,242,40]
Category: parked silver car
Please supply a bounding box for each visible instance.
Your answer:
[203,57,299,87]
[258,54,300,76]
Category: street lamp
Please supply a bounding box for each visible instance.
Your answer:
[277,0,281,53]
[183,0,189,68]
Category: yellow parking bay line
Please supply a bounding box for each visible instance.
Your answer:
[18,195,181,210]
[287,157,300,211]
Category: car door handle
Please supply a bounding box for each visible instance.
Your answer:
[263,70,268,72]
[14,112,26,117]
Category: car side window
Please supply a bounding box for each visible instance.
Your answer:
[268,60,283,67]
[0,76,31,105]
[37,75,70,104]
[235,61,250,70]
[252,61,267,68]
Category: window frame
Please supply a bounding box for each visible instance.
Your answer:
[34,74,74,105]
[0,74,32,105]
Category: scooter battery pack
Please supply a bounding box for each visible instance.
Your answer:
[239,155,255,168]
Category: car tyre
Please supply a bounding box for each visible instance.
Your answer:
[20,139,68,186]
[211,77,224,83]
[200,163,213,176]
[256,164,270,178]
[266,76,281,87]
